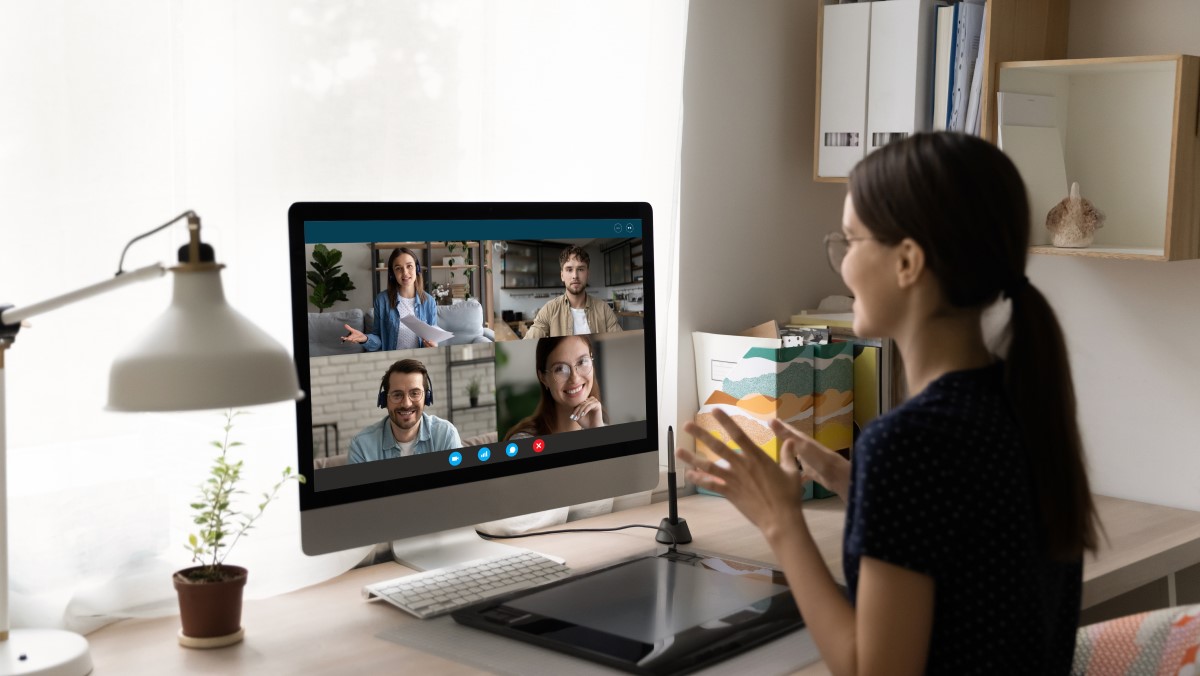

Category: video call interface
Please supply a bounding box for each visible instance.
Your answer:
[301,217,650,493]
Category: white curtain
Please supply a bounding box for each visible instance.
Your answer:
[0,0,688,632]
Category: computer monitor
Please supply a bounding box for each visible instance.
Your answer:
[288,202,659,569]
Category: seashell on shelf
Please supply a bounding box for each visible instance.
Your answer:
[1045,182,1105,248]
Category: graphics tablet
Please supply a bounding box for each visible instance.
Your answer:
[452,551,804,676]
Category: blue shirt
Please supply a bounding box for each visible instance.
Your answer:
[364,291,439,352]
[347,413,463,464]
[843,362,1080,674]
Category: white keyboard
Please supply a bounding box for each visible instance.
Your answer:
[362,550,571,619]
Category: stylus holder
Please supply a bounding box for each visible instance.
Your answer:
[656,516,693,545]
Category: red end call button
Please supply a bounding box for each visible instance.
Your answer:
[533,438,545,453]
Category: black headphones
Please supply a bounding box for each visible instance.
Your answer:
[393,248,421,278]
[377,367,434,408]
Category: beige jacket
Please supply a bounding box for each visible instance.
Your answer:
[523,294,623,339]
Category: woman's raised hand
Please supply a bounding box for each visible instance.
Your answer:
[677,409,811,540]
[768,418,851,498]
[340,324,367,344]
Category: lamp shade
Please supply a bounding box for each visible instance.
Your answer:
[107,266,302,411]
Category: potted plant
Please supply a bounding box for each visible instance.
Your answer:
[431,282,452,305]
[306,243,356,312]
[466,376,483,407]
[174,411,305,648]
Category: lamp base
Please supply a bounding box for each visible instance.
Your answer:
[0,629,92,676]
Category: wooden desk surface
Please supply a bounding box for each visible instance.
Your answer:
[84,493,1200,675]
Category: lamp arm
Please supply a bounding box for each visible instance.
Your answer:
[1,263,166,328]
[114,209,198,276]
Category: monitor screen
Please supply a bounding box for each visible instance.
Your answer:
[288,203,659,556]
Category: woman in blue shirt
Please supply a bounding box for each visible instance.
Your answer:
[342,246,439,350]
[679,133,1099,674]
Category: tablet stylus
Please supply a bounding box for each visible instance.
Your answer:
[657,425,692,546]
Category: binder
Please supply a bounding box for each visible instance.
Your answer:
[948,0,986,131]
[817,2,872,178]
[964,22,988,135]
[932,3,956,130]
[866,0,938,152]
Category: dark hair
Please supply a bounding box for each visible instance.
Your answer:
[386,247,428,307]
[559,246,589,269]
[503,335,603,442]
[848,132,1098,559]
[381,358,431,398]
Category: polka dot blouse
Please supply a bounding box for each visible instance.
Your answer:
[842,361,1081,674]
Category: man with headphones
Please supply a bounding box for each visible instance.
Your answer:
[347,359,462,464]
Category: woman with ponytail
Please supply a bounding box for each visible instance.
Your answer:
[679,133,1098,674]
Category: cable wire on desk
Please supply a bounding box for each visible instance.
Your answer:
[476,523,678,549]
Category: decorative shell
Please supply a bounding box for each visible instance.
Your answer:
[1045,182,1105,248]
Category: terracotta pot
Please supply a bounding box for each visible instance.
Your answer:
[173,565,248,645]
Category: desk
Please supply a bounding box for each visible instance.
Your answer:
[84,494,1200,675]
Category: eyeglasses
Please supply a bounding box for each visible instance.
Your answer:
[387,389,426,403]
[543,355,595,383]
[823,231,878,275]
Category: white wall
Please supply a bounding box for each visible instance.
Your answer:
[1046,0,1200,510]
[675,0,848,446]
[677,0,1200,511]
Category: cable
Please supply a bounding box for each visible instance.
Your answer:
[114,210,196,276]
[476,523,678,549]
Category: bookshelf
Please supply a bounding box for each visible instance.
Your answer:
[813,0,1069,183]
[997,55,1200,261]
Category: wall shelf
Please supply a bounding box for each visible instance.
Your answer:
[998,54,1200,261]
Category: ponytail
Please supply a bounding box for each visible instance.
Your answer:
[1004,284,1100,560]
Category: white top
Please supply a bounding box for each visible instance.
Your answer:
[395,295,419,349]
[571,307,590,335]
[397,439,417,457]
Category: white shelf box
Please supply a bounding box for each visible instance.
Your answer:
[997,55,1200,261]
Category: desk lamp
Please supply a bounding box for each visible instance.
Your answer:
[0,211,301,675]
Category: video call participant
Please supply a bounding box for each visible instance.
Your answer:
[523,246,621,339]
[503,335,605,442]
[342,247,439,350]
[349,359,462,463]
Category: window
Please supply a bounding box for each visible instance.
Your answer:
[0,0,687,630]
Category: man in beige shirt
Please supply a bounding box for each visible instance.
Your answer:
[523,245,622,339]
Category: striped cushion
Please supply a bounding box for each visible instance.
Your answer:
[1073,605,1200,675]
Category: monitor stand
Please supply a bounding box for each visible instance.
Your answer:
[391,526,532,572]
